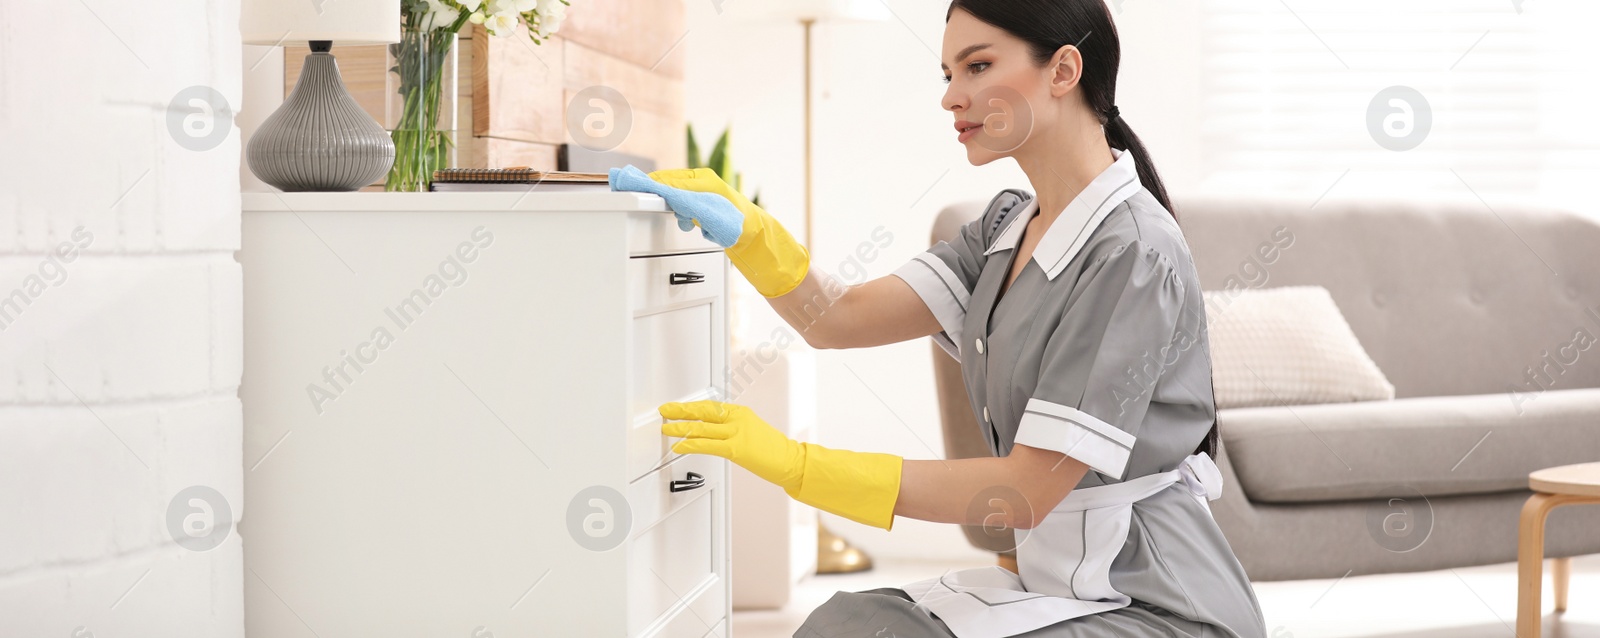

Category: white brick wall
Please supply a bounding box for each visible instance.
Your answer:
[0,1,244,635]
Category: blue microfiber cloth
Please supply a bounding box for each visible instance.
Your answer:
[609,165,744,248]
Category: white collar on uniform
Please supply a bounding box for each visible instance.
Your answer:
[983,147,1143,281]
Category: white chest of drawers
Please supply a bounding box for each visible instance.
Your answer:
[240,192,731,638]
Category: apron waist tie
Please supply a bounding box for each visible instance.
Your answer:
[1049,451,1223,513]
[1177,451,1224,502]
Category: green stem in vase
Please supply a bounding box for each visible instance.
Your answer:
[386,28,456,192]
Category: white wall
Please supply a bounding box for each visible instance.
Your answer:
[0,1,244,635]
[684,2,1201,561]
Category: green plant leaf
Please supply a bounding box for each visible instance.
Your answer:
[686,123,702,168]
[683,123,760,206]
[707,129,730,181]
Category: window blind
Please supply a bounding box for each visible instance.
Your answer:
[1197,0,1600,208]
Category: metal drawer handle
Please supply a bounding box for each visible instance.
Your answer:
[669,271,706,285]
[669,471,706,492]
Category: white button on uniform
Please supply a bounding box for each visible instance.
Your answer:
[982,406,990,423]
[975,338,985,355]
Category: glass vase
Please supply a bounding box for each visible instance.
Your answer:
[385,28,458,192]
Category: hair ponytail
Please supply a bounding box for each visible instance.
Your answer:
[948,0,1220,461]
[1102,115,1173,217]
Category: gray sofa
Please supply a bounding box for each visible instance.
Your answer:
[932,194,1600,582]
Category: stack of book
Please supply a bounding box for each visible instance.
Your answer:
[429,167,611,192]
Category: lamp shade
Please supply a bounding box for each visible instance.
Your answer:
[733,0,890,22]
[241,0,401,46]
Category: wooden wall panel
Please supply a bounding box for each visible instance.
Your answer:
[282,0,685,175]
[480,138,561,169]
[282,43,392,123]
[562,39,680,118]
[561,39,684,170]
[473,25,565,143]
[557,0,687,79]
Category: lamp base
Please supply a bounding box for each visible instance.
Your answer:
[816,520,873,574]
[246,49,395,192]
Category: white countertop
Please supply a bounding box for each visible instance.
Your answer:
[241,190,672,213]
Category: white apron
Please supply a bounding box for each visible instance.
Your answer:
[901,452,1225,638]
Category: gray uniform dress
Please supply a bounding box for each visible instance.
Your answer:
[794,149,1267,638]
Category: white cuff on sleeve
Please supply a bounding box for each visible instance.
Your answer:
[891,253,969,353]
[1014,398,1135,480]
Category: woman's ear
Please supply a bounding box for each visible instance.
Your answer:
[1047,44,1083,98]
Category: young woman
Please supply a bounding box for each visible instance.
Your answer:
[611,1,1267,636]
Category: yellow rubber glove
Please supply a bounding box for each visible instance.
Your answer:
[646,168,811,298]
[660,399,903,531]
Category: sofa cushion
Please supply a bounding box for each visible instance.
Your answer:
[1178,196,1600,401]
[1220,387,1600,503]
[1204,285,1395,409]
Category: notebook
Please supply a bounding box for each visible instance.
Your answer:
[430,167,611,192]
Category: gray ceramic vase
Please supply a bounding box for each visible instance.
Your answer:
[247,47,395,192]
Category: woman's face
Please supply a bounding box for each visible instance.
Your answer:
[941,8,1060,165]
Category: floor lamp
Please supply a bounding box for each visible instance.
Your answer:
[742,0,890,575]
[746,0,889,253]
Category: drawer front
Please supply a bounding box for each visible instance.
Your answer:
[627,454,728,637]
[627,251,727,480]
[629,211,724,256]
[628,250,725,312]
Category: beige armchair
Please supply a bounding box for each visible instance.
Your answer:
[930,195,1600,581]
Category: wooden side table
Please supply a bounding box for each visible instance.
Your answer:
[1517,461,1599,638]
